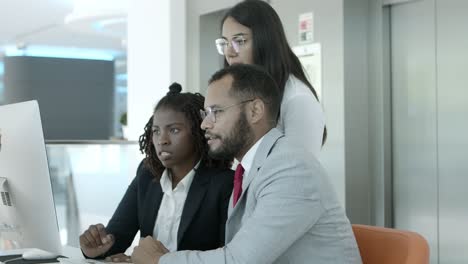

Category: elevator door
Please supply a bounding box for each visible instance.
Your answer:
[390,0,438,263]
[391,0,468,263]
[436,1,468,263]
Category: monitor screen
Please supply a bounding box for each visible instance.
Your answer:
[0,100,61,254]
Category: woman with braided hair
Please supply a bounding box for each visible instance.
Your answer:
[79,83,234,262]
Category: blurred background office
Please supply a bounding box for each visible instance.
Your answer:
[0,0,467,263]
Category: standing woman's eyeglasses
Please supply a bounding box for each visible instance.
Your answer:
[215,36,247,55]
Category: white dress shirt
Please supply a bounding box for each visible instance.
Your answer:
[152,161,200,252]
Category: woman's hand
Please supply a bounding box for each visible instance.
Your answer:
[79,223,115,258]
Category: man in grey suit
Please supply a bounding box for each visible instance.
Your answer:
[131,64,362,264]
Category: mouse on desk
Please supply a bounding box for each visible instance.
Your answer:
[22,249,60,260]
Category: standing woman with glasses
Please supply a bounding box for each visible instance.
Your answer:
[215,0,326,156]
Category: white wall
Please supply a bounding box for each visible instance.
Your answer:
[127,0,186,140]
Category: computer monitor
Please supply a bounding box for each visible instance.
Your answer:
[0,100,61,254]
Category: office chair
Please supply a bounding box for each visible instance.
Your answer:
[352,224,430,264]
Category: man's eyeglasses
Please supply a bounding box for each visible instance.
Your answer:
[200,99,254,123]
[215,36,247,55]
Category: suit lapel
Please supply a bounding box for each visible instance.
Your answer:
[177,166,210,245]
[243,128,282,188]
[141,179,164,236]
[227,129,283,226]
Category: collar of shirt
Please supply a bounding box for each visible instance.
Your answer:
[160,160,201,195]
[235,135,265,184]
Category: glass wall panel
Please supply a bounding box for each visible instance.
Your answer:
[46,141,143,248]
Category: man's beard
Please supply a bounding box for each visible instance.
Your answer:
[208,111,254,160]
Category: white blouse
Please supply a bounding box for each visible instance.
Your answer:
[276,75,326,158]
[152,162,199,252]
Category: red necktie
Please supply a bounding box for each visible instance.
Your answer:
[233,163,244,207]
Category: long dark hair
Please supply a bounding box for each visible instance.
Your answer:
[138,83,232,179]
[221,0,327,144]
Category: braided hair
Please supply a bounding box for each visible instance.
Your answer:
[138,82,232,179]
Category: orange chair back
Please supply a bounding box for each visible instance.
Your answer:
[352,224,429,264]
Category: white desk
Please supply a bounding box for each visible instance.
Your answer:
[0,246,83,258]
[60,246,83,259]
[0,247,132,264]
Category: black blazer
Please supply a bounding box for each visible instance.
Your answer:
[104,160,233,255]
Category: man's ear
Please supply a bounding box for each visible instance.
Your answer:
[247,99,265,124]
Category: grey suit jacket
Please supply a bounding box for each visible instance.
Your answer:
[160,128,362,264]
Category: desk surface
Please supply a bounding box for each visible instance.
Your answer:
[0,246,83,259]
[60,246,82,259]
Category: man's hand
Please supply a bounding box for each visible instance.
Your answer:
[131,236,169,264]
[79,223,115,258]
[105,253,132,263]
